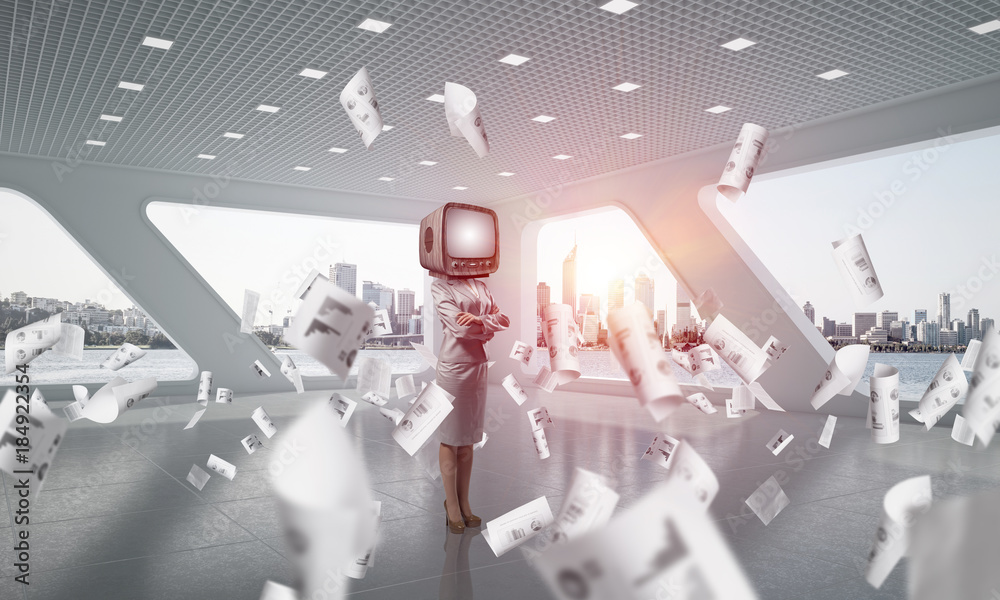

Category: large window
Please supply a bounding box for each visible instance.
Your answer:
[0,190,197,384]
[146,202,426,376]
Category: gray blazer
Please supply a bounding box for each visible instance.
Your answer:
[431,278,510,364]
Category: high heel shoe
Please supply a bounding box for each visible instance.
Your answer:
[444,500,466,534]
[461,509,482,528]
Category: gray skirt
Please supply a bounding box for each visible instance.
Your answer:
[435,361,488,446]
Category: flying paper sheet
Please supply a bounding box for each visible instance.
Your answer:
[356,357,392,399]
[366,309,391,338]
[473,431,489,451]
[911,354,966,430]
[101,342,147,371]
[703,314,771,383]
[832,233,884,305]
[726,399,747,418]
[731,383,756,412]
[950,414,975,446]
[761,335,788,362]
[391,381,455,456]
[549,468,619,544]
[329,393,358,427]
[242,434,264,454]
[607,303,685,422]
[747,381,786,412]
[960,338,981,371]
[66,377,157,424]
[251,359,271,378]
[692,288,724,321]
[4,313,71,374]
[765,429,794,456]
[379,407,405,425]
[532,428,550,459]
[482,496,554,557]
[184,408,207,430]
[241,289,261,334]
[533,366,558,392]
[252,406,277,439]
[288,278,373,380]
[360,391,387,407]
[501,373,529,406]
[0,389,68,499]
[641,434,681,470]
[187,464,211,491]
[670,343,721,377]
[280,355,304,394]
[810,344,870,409]
[527,407,552,431]
[509,340,534,366]
[745,475,790,525]
[864,475,932,588]
[662,442,719,511]
[961,327,1000,446]
[869,363,901,443]
[207,454,237,481]
[533,481,757,600]
[51,322,85,361]
[444,81,490,157]
[410,342,438,370]
[718,122,768,202]
[340,66,383,149]
[818,415,837,449]
[394,374,416,399]
[197,371,213,405]
[293,268,326,301]
[685,392,717,415]
[259,580,298,600]
[346,500,383,580]
[542,304,582,386]
[216,388,233,404]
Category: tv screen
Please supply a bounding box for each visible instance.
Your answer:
[446,207,496,258]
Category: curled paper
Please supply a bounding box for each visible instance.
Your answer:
[663,442,719,511]
[66,377,157,423]
[187,464,210,491]
[251,359,271,378]
[865,475,932,589]
[482,496,554,557]
[641,433,680,470]
[766,429,794,455]
[197,371,213,405]
[444,82,489,157]
[340,67,383,149]
[356,357,392,399]
[607,303,685,422]
[252,407,277,439]
[703,314,771,383]
[541,304,582,386]
[870,363,901,443]
[911,354,966,430]
[184,408,207,430]
[501,373,529,406]
[718,122,769,202]
[527,406,552,431]
[819,415,837,449]
[0,389,67,499]
[287,278,374,380]
[259,580,298,600]
[346,501,383,580]
[329,393,357,427]
[207,454,237,481]
[533,366,558,392]
[549,468,619,544]
[391,381,455,456]
[410,341,438,370]
[366,309,391,338]
[950,414,975,446]
[960,339,981,371]
[745,475,790,525]
[4,313,84,374]
[394,374,416,399]
[101,342,147,371]
[832,233,884,305]
[509,340,534,366]
[360,392,387,407]
[280,355,304,394]
[685,392,718,415]
[670,343,720,377]
[216,388,233,404]
[379,407,405,425]
[293,268,326,301]
[961,327,1000,446]
[532,428,550,459]
[242,434,264,454]
[809,344,870,409]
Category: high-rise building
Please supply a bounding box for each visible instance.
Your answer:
[940,329,958,347]
[578,293,600,316]
[822,317,837,337]
[853,312,877,338]
[635,274,654,312]
[536,282,551,316]
[917,321,939,346]
[951,319,966,345]
[982,318,995,337]
[608,279,624,314]
[937,292,950,328]
[396,288,415,331]
[914,309,927,324]
[331,262,357,296]
[967,308,981,341]
[889,320,908,342]
[835,322,854,338]
[10,291,27,306]
[656,310,666,338]
[362,281,382,306]
[876,311,898,329]
[562,244,577,308]
[675,288,692,335]
[802,301,815,325]
[582,314,599,344]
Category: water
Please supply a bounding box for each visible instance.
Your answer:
[0,349,199,385]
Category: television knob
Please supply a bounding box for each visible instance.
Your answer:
[486,261,491,267]
[468,262,478,267]
[451,261,458,268]
[460,261,466,267]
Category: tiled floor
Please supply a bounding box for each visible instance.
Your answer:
[2,385,999,599]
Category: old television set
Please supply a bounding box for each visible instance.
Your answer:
[419,202,499,279]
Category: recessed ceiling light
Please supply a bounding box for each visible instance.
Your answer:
[197,154,216,160]
[452,186,468,190]
[418,161,438,166]
[257,104,280,113]
[100,114,122,122]
[499,54,530,66]
[970,19,1000,34]
[329,147,348,153]
[85,140,106,146]
[705,105,732,114]
[817,69,849,80]
[532,115,556,123]
[721,37,756,51]
[358,18,392,33]
[382,125,393,131]
[142,36,174,50]
[498,172,515,177]
[620,133,642,139]
[426,94,445,103]
[118,81,144,91]
[612,82,641,92]
[223,132,244,139]
[299,68,328,79]
[599,0,638,15]
[378,177,395,181]
[293,166,311,171]
[553,155,572,160]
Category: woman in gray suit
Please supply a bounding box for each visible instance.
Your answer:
[431,277,510,533]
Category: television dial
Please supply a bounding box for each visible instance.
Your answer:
[451,261,459,268]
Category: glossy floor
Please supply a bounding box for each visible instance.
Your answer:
[2,385,999,599]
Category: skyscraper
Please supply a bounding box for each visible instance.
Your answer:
[822,317,837,337]
[582,314,599,344]
[635,274,654,312]
[675,288,692,335]
[656,310,666,338]
[331,262,357,296]
[802,301,815,325]
[982,318,995,337]
[951,319,966,345]
[607,279,624,314]
[876,311,898,329]
[914,309,927,324]
[536,282,551,316]
[362,281,382,306]
[853,312,877,338]
[562,244,577,309]
[937,292,950,328]
[578,293,600,316]
[396,288,416,331]
[917,321,939,346]
[967,308,981,340]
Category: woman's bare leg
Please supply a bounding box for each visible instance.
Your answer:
[440,443,463,522]
[456,444,474,516]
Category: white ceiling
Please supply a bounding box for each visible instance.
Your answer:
[1,0,999,203]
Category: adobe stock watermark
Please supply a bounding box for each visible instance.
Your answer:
[949,255,1000,313]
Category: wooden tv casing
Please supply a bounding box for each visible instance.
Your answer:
[420,202,500,280]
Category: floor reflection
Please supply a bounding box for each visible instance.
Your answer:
[439,527,478,599]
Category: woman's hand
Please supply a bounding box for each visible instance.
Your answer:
[490,304,501,314]
[456,312,483,326]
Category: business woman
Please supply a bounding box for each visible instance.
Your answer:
[431,277,510,534]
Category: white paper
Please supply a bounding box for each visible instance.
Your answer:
[693,288,724,321]
[527,407,553,431]
[731,383,756,411]
[216,387,233,404]
[252,406,278,439]
[356,357,392,399]
[241,289,261,334]
[745,475,790,525]
[864,475,932,588]
[685,392,718,415]
[662,442,719,511]
[366,309,392,338]
[670,343,721,377]
[718,122,768,201]
[391,381,455,456]
[4,314,64,374]
[726,399,746,418]
[762,335,788,362]
[832,233,884,305]
[509,340,534,366]
[197,371,213,405]
[501,373,529,406]
[483,496,554,557]
[810,344,870,409]
[287,278,374,380]
[184,408,207,430]
[961,326,1000,446]
[340,67,383,149]
[280,355,304,394]
[329,393,357,427]
[950,414,975,446]
[50,322,85,360]
[101,342,147,371]
[444,81,489,157]
[410,342,438,370]
[258,580,298,600]
[607,303,685,422]
[293,268,326,301]
[533,366,558,392]
[960,338,981,371]
[473,431,489,451]
[73,376,156,424]
[345,501,383,580]
[747,380,786,412]
[360,391,387,407]
[242,434,264,454]
[379,407,405,425]
[549,468,619,544]
[0,389,68,499]
[641,433,681,470]
[542,304,582,386]
[703,314,771,383]
[818,415,837,449]
[187,464,211,490]
[207,453,237,481]
[532,428,550,460]
[913,354,966,430]
[765,429,794,455]
[864,363,899,443]
[394,374,416,399]
[251,359,271,378]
